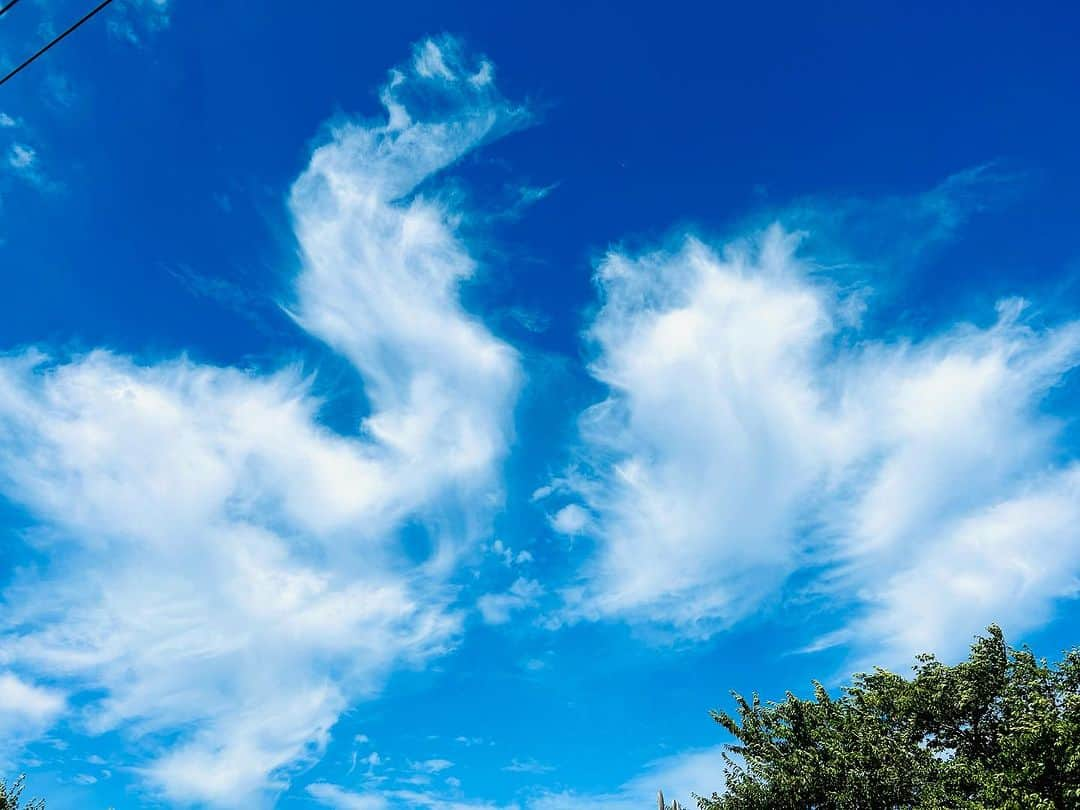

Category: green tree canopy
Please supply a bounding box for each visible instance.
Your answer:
[0,775,44,810]
[698,626,1080,809]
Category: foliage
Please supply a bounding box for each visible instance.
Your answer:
[0,775,44,810]
[698,626,1080,809]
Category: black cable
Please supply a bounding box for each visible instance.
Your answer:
[0,0,116,87]
[0,0,27,18]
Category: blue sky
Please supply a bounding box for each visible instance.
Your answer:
[2,1,1080,807]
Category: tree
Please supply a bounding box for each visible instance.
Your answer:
[697,626,1080,809]
[0,775,44,810]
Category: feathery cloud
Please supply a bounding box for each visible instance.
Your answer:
[0,36,525,806]
[560,215,1080,661]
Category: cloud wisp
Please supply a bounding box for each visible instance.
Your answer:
[308,745,726,810]
[0,36,524,806]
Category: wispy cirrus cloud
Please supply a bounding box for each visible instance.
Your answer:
[309,746,725,810]
[309,782,392,810]
[476,578,544,625]
[0,35,526,806]
[0,117,51,194]
[777,163,1025,277]
[501,758,553,774]
[106,0,171,45]
[309,782,514,810]
[551,189,1080,662]
[0,672,66,761]
[530,746,728,810]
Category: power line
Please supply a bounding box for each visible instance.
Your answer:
[0,0,116,88]
[0,0,28,18]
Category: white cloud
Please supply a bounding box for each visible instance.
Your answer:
[488,539,532,566]
[502,758,554,774]
[414,40,458,81]
[564,223,1080,660]
[4,139,52,192]
[549,504,589,536]
[311,784,513,810]
[0,672,64,721]
[412,759,454,774]
[477,578,544,625]
[0,673,64,767]
[107,0,171,45]
[309,747,723,810]
[839,466,1080,665]
[0,36,525,806]
[390,790,513,810]
[0,113,17,128]
[0,353,462,804]
[309,783,391,810]
[453,736,485,746]
[531,747,727,810]
[506,306,551,334]
[7,143,35,170]
[43,74,76,111]
[347,749,382,777]
[563,229,838,633]
[0,672,65,762]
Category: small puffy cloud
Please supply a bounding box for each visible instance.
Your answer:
[563,219,1080,661]
[0,113,17,128]
[531,484,555,501]
[7,143,35,170]
[477,578,544,625]
[549,504,589,536]
[488,539,533,566]
[453,736,485,746]
[522,657,548,672]
[3,139,53,192]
